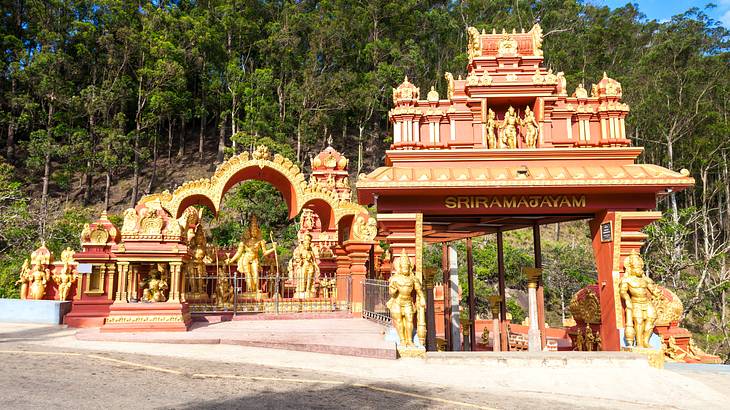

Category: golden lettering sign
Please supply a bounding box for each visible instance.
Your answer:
[444,195,586,209]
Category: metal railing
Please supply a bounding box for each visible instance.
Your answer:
[362,278,391,324]
[185,271,350,315]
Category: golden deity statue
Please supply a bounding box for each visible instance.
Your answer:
[619,250,659,348]
[15,259,31,299]
[186,225,211,300]
[215,268,234,309]
[584,324,595,351]
[225,216,276,295]
[520,106,539,148]
[485,108,498,149]
[53,247,78,301]
[28,262,51,300]
[386,250,426,347]
[140,264,168,303]
[288,233,320,298]
[499,106,519,149]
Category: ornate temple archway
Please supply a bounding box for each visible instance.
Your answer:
[138,145,369,233]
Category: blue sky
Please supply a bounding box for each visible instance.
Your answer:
[593,1,730,26]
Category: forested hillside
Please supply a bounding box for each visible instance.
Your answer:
[1,1,729,360]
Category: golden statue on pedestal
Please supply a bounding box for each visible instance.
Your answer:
[28,262,50,300]
[386,250,426,347]
[499,106,519,149]
[288,233,319,298]
[225,216,276,295]
[53,248,78,301]
[520,106,539,148]
[620,250,659,348]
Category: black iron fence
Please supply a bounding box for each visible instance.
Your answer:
[185,270,350,314]
[362,278,391,324]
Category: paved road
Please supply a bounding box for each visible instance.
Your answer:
[0,341,597,410]
[1,324,728,410]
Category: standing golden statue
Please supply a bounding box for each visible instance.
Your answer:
[186,226,211,301]
[225,216,276,295]
[619,250,659,348]
[485,109,498,149]
[15,259,31,299]
[288,233,320,298]
[386,250,426,347]
[520,106,539,148]
[499,106,519,149]
[53,247,78,301]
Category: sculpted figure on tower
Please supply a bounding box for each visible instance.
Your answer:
[499,106,519,149]
[620,250,659,348]
[485,109,498,149]
[226,216,276,294]
[520,106,539,148]
[386,250,426,346]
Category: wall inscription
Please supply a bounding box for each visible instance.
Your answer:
[444,195,586,209]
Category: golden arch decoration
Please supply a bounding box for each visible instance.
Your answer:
[139,146,371,233]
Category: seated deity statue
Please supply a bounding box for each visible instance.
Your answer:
[619,250,659,348]
[140,268,168,303]
[53,247,78,301]
[499,106,519,149]
[225,216,276,295]
[386,250,426,347]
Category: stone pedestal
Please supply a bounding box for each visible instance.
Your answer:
[0,299,71,325]
[524,268,542,352]
[101,302,191,332]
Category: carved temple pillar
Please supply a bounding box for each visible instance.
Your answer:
[115,262,129,302]
[344,240,371,315]
[169,262,183,303]
[335,248,351,310]
[489,295,502,352]
[590,210,661,351]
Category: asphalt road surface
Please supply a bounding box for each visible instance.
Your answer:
[1,340,626,410]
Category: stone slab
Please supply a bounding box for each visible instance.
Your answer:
[0,299,71,325]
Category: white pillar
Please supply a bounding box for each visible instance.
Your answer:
[525,268,542,352]
[450,119,456,141]
[393,121,401,143]
[448,245,461,351]
[413,120,420,143]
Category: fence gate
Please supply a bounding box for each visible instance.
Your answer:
[362,278,391,324]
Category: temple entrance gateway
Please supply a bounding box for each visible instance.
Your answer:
[356,25,695,355]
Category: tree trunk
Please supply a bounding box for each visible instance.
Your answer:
[40,100,54,239]
[104,169,111,211]
[198,105,206,160]
[167,116,173,164]
[217,113,226,163]
[178,114,185,157]
[83,114,96,205]
[147,133,158,194]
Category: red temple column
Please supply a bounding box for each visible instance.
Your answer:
[344,241,371,315]
[590,210,661,351]
[335,248,351,310]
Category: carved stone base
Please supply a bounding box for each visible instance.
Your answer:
[622,346,664,369]
[397,344,426,359]
[101,302,191,332]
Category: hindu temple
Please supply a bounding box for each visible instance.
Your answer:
[13,24,720,364]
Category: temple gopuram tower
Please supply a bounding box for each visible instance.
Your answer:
[357,25,694,351]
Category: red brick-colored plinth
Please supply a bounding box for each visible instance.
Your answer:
[101,302,191,332]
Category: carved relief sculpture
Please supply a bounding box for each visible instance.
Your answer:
[619,250,659,348]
